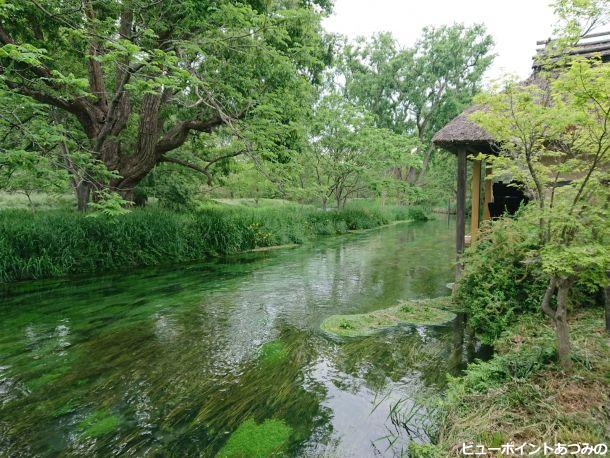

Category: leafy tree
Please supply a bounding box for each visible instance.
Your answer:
[0,0,330,209]
[339,25,493,186]
[221,161,278,204]
[0,88,117,208]
[472,57,610,368]
[298,93,418,209]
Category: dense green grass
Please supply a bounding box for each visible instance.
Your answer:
[0,202,428,283]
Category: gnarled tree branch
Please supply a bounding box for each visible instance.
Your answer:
[155,116,224,156]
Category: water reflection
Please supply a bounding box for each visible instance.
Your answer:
[1,218,484,456]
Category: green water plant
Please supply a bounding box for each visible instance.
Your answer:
[258,341,289,366]
[320,298,456,338]
[78,409,120,438]
[216,418,292,458]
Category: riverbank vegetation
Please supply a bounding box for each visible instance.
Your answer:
[422,308,609,457]
[0,201,427,283]
[417,1,610,454]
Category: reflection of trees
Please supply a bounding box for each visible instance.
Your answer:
[323,325,463,393]
[314,314,490,408]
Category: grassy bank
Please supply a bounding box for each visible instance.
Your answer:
[0,202,427,283]
[416,309,609,457]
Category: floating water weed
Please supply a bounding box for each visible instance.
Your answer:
[216,419,292,457]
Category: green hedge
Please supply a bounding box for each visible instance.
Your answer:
[0,203,428,283]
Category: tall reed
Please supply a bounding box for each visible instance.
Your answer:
[0,203,428,283]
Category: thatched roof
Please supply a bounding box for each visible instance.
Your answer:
[534,31,610,69]
[433,32,608,155]
[431,105,495,154]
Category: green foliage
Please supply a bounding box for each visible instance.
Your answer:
[341,25,493,140]
[446,345,556,397]
[87,191,132,218]
[216,418,292,458]
[472,57,610,284]
[295,93,419,208]
[0,0,331,200]
[0,202,427,282]
[78,410,121,438]
[552,0,610,38]
[409,442,444,458]
[338,25,493,203]
[454,217,547,344]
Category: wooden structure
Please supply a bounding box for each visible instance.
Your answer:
[432,32,610,278]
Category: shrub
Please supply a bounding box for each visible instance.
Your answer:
[454,217,546,343]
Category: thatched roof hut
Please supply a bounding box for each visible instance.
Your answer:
[432,32,610,277]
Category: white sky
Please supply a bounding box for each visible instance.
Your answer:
[323,0,557,82]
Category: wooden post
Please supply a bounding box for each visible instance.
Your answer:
[456,150,467,279]
[483,164,492,221]
[470,160,481,240]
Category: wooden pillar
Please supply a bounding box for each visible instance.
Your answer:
[470,160,481,239]
[455,149,467,279]
[483,164,492,221]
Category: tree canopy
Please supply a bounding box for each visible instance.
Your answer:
[0,0,331,208]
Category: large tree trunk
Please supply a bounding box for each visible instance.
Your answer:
[106,92,163,201]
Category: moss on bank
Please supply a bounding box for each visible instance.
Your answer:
[424,309,609,457]
[320,297,456,338]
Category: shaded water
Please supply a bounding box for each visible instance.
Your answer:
[0,219,485,457]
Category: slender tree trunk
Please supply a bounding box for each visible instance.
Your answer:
[416,144,434,185]
[606,270,610,332]
[75,182,91,212]
[555,277,572,370]
[541,276,573,370]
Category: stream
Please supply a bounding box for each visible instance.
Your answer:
[0,218,489,457]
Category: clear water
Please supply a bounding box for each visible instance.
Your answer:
[0,218,486,457]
